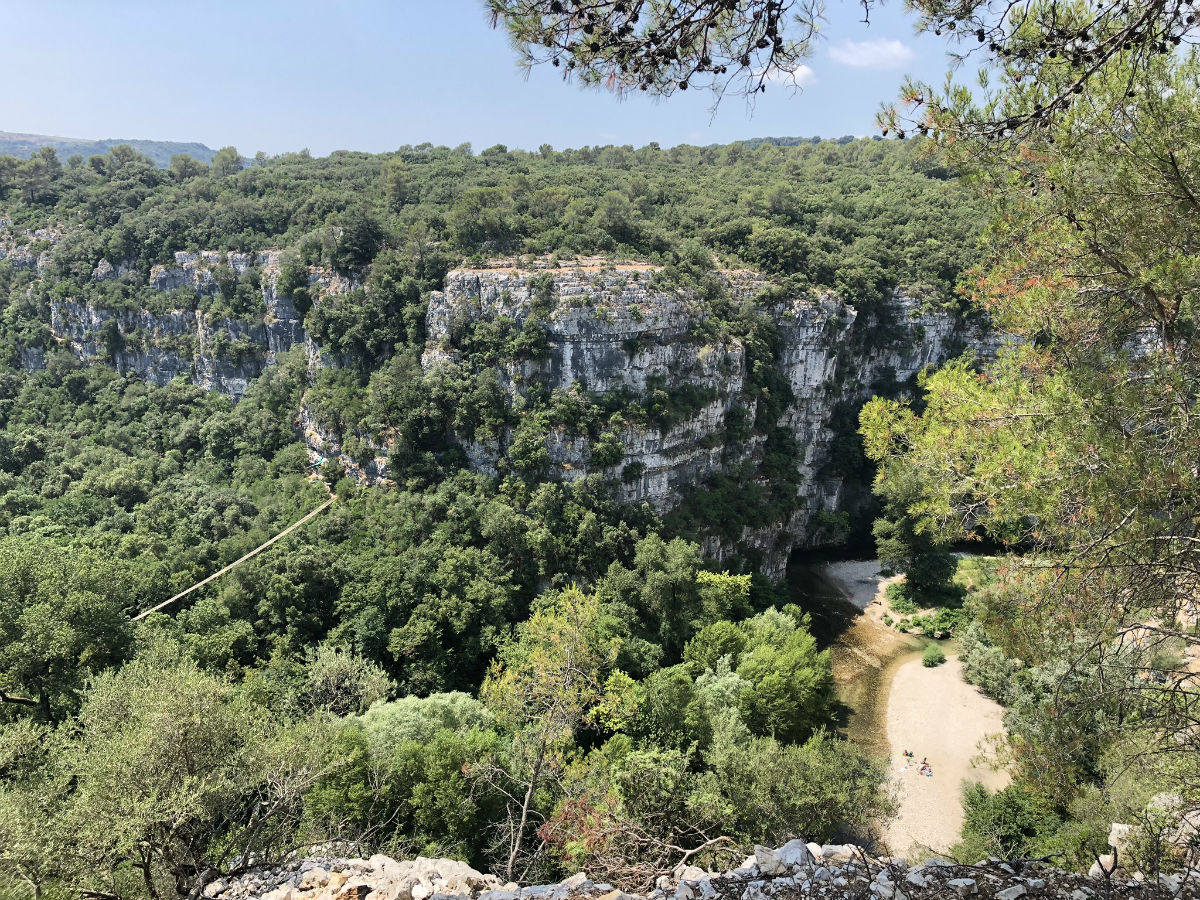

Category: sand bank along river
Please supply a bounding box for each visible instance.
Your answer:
[788,558,1009,858]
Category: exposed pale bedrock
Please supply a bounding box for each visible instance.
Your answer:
[28,247,993,577]
[423,264,994,577]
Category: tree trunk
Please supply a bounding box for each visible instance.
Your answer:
[506,741,546,881]
[139,847,160,900]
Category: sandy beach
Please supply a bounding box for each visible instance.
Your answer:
[881,654,1009,857]
[801,558,1009,857]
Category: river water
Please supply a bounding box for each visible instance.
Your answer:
[787,554,1011,855]
[785,557,923,759]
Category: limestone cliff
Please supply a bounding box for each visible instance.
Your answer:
[14,233,993,576]
[45,249,344,397]
[5,231,366,473]
[423,262,993,578]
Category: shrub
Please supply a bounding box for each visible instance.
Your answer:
[886,580,919,615]
[922,643,946,667]
[956,782,1057,860]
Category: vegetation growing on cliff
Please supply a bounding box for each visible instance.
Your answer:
[0,131,986,895]
[480,0,1200,880]
[0,133,984,538]
[0,135,978,319]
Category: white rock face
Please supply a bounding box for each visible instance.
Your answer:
[44,249,348,399]
[30,248,996,577]
[35,243,374,479]
[423,264,995,579]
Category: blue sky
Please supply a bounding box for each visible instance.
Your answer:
[2,1,958,155]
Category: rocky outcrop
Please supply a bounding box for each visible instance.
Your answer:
[16,233,371,478]
[298,402,390,484]
[34,246,354,397]
[21,240,997,575]
[423,263,995,578]
[48,300,268,395]
[0,223,62,274]
[206,855,512,900]
[45,249,343,396]
[202,841,1198,900]
[425,264,766,501]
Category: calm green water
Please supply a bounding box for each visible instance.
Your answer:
[786,558,922,759]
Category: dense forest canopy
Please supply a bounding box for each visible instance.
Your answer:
[0,135,979,899]
[487,0,1200,881]
[9,0,1200,883]
[0,136,976,304]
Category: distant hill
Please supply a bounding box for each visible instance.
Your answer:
[739,135,878,148]
[0,130,217,167]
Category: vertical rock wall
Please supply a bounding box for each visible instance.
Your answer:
[424,264,992,577]
[19,242,992,577]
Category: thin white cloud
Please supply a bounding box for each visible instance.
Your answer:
[828,39,915,70]
[758,64,817,88]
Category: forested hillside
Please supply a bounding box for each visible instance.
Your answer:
[0,137,981,898]
[477,0,1200,888]
[0,131,217,167]
[1,0,1194,894]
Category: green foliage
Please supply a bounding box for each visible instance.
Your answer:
[0,133,980,889]
[885,581,918,615]
[872,514,961,606]
[921,643,946,667]
[543,724,892,882]
[957,782,1059,862]
[328,207,386,276]
[735,608,834,744]
[859,54,1200,850]
[0,638,335,900]
[631,606,834,749]
[1,138,976,331]
[303,718,503,864]
[0,536,134,719]
[702,726,893,847]
[479,587,634,878]
[210,146,243,178]
[596,535,744,667]
[296,642,394,716]
[361,692,489,758]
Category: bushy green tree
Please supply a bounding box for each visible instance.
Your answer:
[958,783,1055,861]
[735,608,833,744]
[0,639,336,900]
[479,587,634,880]
[297,642,394,716]
[210,146,243,179]
[0,536,133,719]
[362,691,486,747]
[328,207,386,276]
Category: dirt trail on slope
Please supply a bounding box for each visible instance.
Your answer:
[881,654,1010,858]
